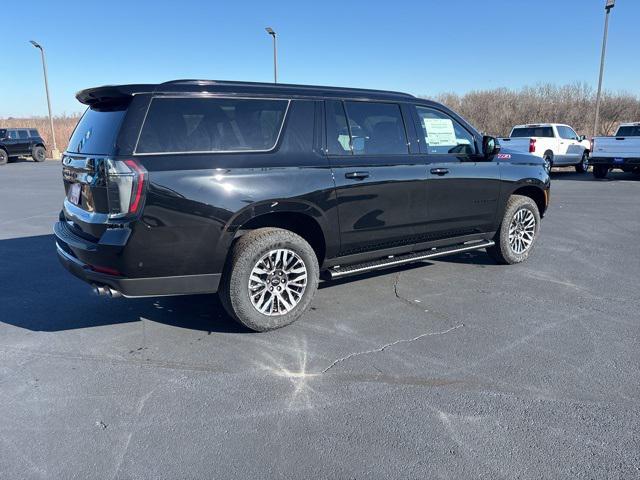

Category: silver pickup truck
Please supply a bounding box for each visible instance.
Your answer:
[590,123,640,179]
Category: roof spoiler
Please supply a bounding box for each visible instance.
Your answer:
[76,84,155,107]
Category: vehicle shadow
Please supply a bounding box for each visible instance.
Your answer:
[0,234,249,333]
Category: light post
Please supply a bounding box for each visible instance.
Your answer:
[29,40,59,159]
[265,27,278,83]
[593,0,615,136]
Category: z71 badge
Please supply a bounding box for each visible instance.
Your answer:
[496,153,511,159]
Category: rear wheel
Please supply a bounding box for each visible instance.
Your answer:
[575,152,589,173]
[0,149,7,166]
[542,152,553,174]
[593,165,608,179]
[487,195,541,265]
[219,227,319,332]
[32,146,46,162]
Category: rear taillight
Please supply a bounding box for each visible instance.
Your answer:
[529,138,536,153]
[105,159,147,219]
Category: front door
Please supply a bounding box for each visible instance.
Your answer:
[413,105,501,237]
[326,100,428,256]
[556,125,582,164]
[5,130,21,156]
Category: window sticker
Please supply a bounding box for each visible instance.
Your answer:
[423,118,457,146]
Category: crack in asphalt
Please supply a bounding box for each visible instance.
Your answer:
[321,324,465,374]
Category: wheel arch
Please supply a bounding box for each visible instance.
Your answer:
[217,200,332,271]
[511,185,547,217]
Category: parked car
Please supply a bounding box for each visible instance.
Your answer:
[589,123,640,179]
[54,80,550,331]
[0,128,47,165]
[499,123,590,173]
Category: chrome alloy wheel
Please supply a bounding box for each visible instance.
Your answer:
[508,208,536,255]
[248,248,308,316]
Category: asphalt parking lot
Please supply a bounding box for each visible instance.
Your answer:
[1,161,639,479]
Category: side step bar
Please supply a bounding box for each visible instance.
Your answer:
[328,240,495,279]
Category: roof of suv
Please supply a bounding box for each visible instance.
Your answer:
[76,79,416,106]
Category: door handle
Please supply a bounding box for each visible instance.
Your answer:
[345,171,370,180]
[430,168,449,176]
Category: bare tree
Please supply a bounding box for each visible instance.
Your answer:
[423,83,640,137]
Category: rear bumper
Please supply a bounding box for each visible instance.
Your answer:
[589,157,640,167]
[54,221,221,297]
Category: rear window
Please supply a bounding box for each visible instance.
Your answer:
[67,107,127,154]
[136,97,289,154]
[18,130,29,139]
[615,125,640,136]
[511,127,554,138]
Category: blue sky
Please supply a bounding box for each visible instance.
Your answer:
[2,0,637,117]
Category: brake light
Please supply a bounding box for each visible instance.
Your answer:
[529,138,536,153]
[105,159,147,219]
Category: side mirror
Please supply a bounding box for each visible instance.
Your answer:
[482,135,500,158]
[578,135,586,142]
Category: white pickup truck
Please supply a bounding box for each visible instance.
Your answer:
[499,123,590,173]
[589,123,640,179]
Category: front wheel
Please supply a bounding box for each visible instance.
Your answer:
[593,165,608,179]
[219,228,319,332]
[575,152,589,173]
[32,146,46,162]
[0,149,7,166]
[487,195,541,265]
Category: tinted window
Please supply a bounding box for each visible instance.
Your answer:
[343,102,408,155]
[0,129,6,138]
[137,97,288,154]
[68,107,127,154]
[615,125,640,136]
[557,126,577,139]
[29,129,38,137]
[416,106,476,155]
[325,100,351,155]
[8,131,18,139]
[510,127,554,138]
[18,130,29,139]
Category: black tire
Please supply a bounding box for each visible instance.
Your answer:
[575,152,589,173]
[487,195,541,265]
[32,146,46,162]
[593,165,608,179]
[219,227,319,332]
[542,152,553,174]
[0,149,7,166]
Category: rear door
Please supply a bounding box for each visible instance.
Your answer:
[413,105,501,237]
[326,99,428,256]
[17,129,31,154]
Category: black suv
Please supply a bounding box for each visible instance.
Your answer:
[0,128,47,164]
[54,80,550,331]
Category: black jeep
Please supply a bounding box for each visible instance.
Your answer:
[0,128,47,164]
[54,80,550,331]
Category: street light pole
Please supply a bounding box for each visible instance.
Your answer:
[265,27,278,83]
[593,0,615,137]
[30,40,59,159]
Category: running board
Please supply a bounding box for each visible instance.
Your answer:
[328,240,495,279]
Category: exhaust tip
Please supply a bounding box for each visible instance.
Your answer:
[107,288,122,298]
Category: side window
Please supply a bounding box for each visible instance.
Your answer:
[557,126,577,140]
[18,130,29,139]
[136,97,288,154]
[29,129,38,137]
[8,131,19,139]
[344,101,408,155]
[415,106,476,155]
[325,100,351,155]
